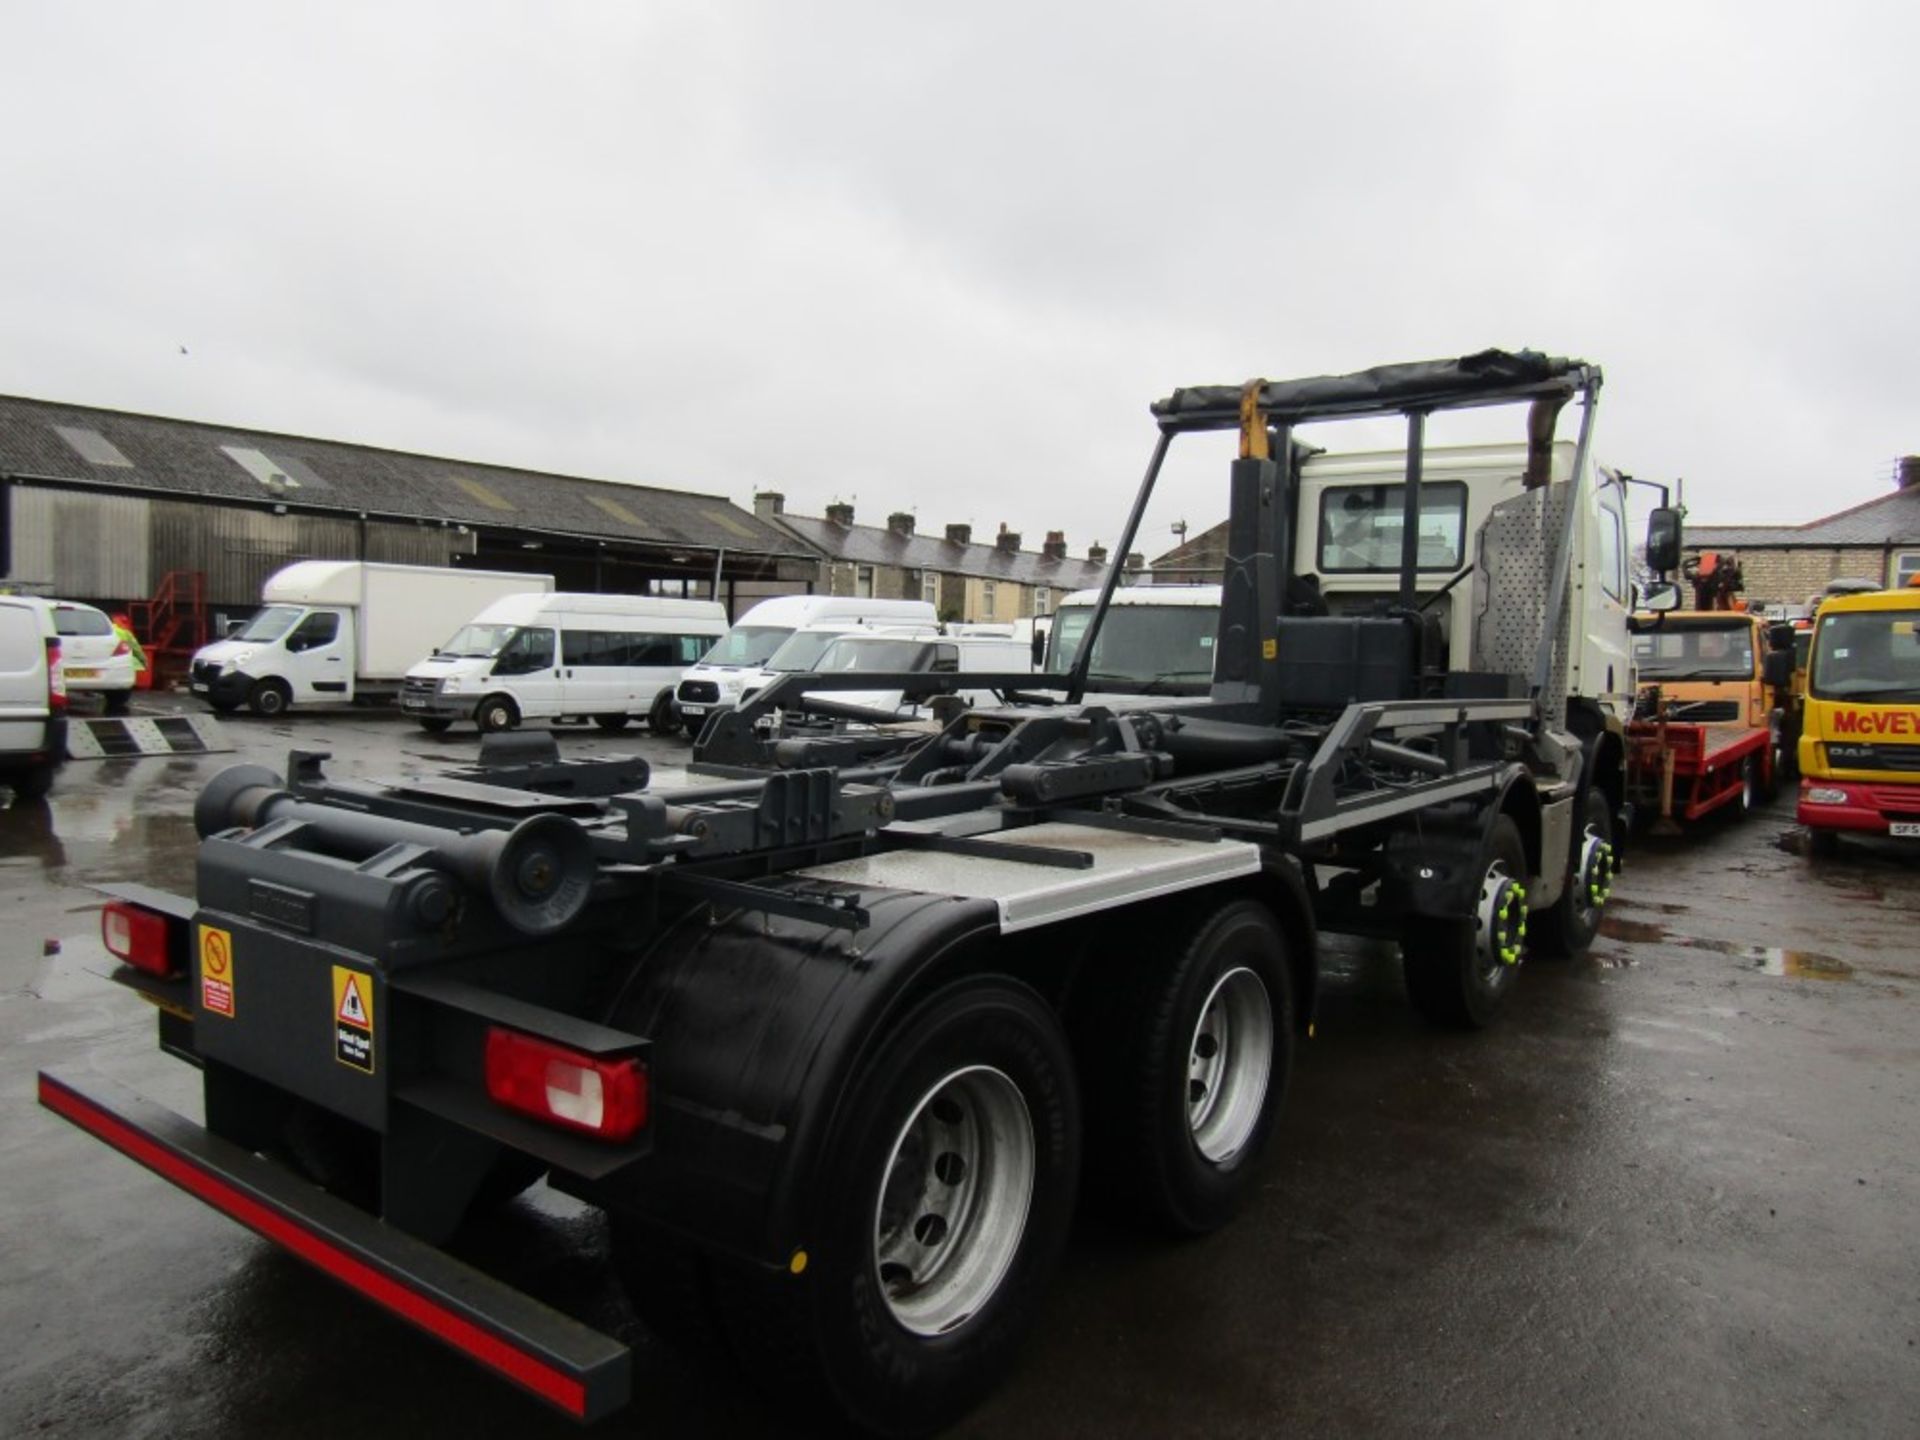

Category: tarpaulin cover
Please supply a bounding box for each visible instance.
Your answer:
[1151,349,1594,430]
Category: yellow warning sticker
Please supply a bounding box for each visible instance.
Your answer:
[331,965,375,1073]
[1262,638,1278,660]
[198,924,235,1018]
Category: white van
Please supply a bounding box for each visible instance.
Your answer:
[0,596,65,800]
[800,631,1035,718]
[1044,584,1222,700]
[401,593,728,734]
[674,595,936,727]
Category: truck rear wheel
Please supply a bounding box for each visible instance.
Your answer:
[415,717,453,735]
[1084,897,1292,1235]
[711,977,1079,1438]
[247,678,292,718]
[1403,815,1528,1029]
[475,695,519,733]
[1537,788,1616,958]
[592,714,630,732]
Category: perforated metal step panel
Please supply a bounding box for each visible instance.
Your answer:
[66,714,234,760]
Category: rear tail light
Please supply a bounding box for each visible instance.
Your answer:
[112,639,131,658]
[46,639,67,711]
[484,1029,647,1142]
[102,901,177,978]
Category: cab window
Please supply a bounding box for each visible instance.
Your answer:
[286,612,339,652]
[1318,481,1468,573]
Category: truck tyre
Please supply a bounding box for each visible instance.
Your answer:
[1084,898,1292,1236]
[103,689,132,716]
[648,690,681,737]
[1403,815,1529,1029]
[247,678,292,718]
[1738,757,1758,815]
[1761,722,1785,802]
[592,714,630,732]
[711,977,1079,1439]
[416,717,453,735]
[1537,787,1616,958]
[475,695,519,733]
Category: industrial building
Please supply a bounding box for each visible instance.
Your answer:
[0,394,817,665]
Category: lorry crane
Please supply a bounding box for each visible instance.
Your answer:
[39,349,1677,1437]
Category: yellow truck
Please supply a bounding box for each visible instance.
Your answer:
[1797,586,1920,854]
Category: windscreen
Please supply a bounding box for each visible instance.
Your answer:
[438,623,519,658]
[1049,604,1217,693]
[816,638,931,673]
[1810,611,1920,701]
[53,607,112,637]
[232,605,303,643]
[1632,621,1755,682]
[766,629,852,672]
[703,625,793,668]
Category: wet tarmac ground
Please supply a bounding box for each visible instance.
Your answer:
[3,699,1917,1439]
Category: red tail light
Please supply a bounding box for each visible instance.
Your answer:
[46,639,67,711]
[112,640,131,658]
[102,901,176,978]
[484,1029,647,1142]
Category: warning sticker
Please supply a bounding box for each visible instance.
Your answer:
[331,965,375,1073]
[199,925,235,1018]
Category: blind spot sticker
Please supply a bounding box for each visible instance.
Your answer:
[332,966,375,1073]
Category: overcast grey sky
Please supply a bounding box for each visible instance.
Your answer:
[3,1,1913,559]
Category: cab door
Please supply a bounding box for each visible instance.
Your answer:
[282,609,353,702]
[1579,481,1634,716]
[491,627,562,718]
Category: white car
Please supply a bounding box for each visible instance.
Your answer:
[49,601,137,714]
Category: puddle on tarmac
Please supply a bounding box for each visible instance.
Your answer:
[1597,915,1855,980]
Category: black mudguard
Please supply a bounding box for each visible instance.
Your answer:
[576,884,1001,1268]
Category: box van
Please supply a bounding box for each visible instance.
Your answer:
[192,562,553,716]
[0,596,66,800]
[674,596,936,726]
[402,593,728,734]
[801,630,1035,718]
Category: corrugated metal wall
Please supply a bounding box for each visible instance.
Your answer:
[8,485,152,598]
[7,484,462,605]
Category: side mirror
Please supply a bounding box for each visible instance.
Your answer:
[1765,621,1797,652]
[1645,506,1683,574]
[1640,581,1681,613]
[1762,650,1794,688]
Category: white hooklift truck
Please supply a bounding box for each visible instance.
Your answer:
[41,350,1665,1437]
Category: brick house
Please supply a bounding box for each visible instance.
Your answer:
[1687,457,1920,608]
[753,495,1109,623]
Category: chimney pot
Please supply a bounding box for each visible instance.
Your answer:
[945,523,972,546]
[887,511,915,536]
[1899,455,1920,491]
[1087,541,1109,565]
[825,502,855,527]
[752,490,785,520]
[1042,529,1067,560]
[996,525,1022,553]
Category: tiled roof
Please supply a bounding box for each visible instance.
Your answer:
[1690,486,1920,549]
[773,513,1109,589]
[0,394,810,559]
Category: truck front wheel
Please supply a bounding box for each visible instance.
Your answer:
[648,690,681,737]
[475,695,519,733]
[1084,897,1292,1235]
[247,678,292,718]
[1403,815,1529,1029]
[712,977,1079,1438]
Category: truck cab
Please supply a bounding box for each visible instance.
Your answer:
[1796,586,1920,850]
[192,601,353,715]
